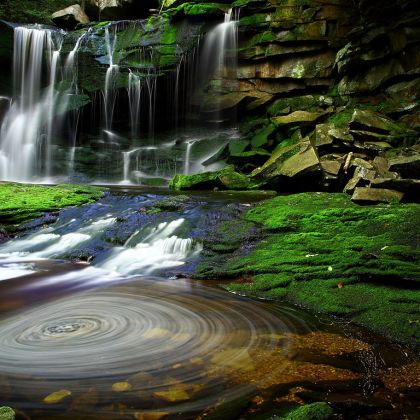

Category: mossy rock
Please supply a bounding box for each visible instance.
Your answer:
[0,183,105,224]
[280,402,333,420]
[0,407,15,420]
[169,166,262,190]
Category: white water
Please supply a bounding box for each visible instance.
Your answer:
[100,219,202,275]
[0,26,84,182]
[0,216,201,281]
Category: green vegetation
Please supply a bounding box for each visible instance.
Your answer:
[195,192,420,344]
[0,183,104,224]
[0,0,74,24]
[279,403,333,420]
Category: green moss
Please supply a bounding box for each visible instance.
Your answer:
[0,183,105,224]
[0,0,75,24]
[280,403,333,420]
[0,406,15,420]
[196,192,420,344]
[169,166,262,191]
[327,108,354,128]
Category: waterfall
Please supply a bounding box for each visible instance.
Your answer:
[0,26,83,182]
[199,9,238,82]
[0,28,61,181]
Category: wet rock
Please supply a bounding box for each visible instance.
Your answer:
[43,389,72,404]
[351,187,404,203]
[112,382,132,392]
[51,5,90,29]
[253,138,320,181]
[388,154,420,178]
[0,407,15,420]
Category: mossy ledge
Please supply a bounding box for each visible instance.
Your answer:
[194,192,420,345]
[0,182,105,225]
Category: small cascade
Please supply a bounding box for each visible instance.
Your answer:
[103,26,120,132]
[99,219,202,275]
[199,9,239,81]
[184,141,193,175]
[128,71,142,138]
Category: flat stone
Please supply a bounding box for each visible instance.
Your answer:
[321,160,342,176]
[352,158,374,170]
[351,187,404,203]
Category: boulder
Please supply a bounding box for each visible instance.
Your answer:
[351,187,404,203]
[253,138,320,180]
[349,109,402,134]
[52,5,89,29]
[388,154,420,178]
[169,166,261,190]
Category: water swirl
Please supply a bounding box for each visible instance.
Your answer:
[0,279,301,415]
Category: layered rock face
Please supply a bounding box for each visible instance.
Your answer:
[187,0,420,200]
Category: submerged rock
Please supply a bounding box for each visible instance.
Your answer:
[43,389,72,404]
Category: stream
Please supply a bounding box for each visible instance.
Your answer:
[0,188,418,419]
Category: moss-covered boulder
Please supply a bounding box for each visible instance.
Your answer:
[0,183,104,224]
[169,166,262,190]
[0,407,15,420]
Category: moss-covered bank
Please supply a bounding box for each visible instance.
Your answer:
[0,182,104,224]
[195,192,420,344]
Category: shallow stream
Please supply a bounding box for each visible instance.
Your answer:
[0,188,418,419]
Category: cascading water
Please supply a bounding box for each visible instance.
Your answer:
[0,26,83,182]
[103,26,120,132]
[0,27,61,181]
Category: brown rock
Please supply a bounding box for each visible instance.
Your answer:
[351,187,404,203]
